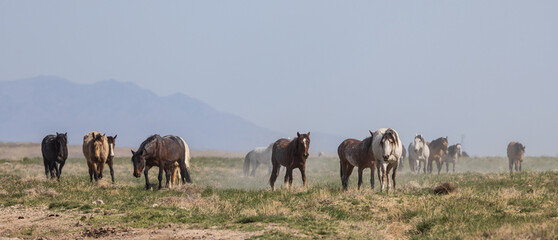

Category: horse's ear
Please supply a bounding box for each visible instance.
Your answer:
[307,132,310,136]
[56,132,59,135]
[131,150,135,155]
[114,134,117,139]
[415,133,418,137]
[64,132,67,136]
[369,130,374,136]
[297,132,301,138]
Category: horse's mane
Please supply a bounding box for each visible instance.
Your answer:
[138,134,160,154]
[415,134,424,143]
[361,136,373,151]
[381,129,400,148]
[448,144,458,155]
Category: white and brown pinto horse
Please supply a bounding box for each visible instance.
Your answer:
[131,134,192,190]
[269,132,310,191]
[372,128,403,192]
[408,134,429,174]
[338,131,376,190]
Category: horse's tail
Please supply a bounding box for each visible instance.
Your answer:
[178,137,191,169]
[243,151,252,176]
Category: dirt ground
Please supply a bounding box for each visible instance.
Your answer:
[0,205,260,240]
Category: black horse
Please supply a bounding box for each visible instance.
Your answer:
[41,132,68,180]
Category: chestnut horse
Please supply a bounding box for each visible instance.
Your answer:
[83,131,110,182]
[372,128,403,192]
[41,132,68,181]
[427,137,448,174]
[338,130,375,190]
[507,142,525,174]
[131,134,192,190]
[269,132,310,190]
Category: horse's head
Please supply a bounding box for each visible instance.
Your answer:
[55,132,67,159]
[131,149,145,178]
[381,129,398,161]
[413,134,424,153]
[456,143,462,155]
[516,143,526,154]
[107,135,117,158]
[296,132,311,159]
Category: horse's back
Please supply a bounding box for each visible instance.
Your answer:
[507,142,524,160]
[272,138,292,165]
[41,135,55,159]
[338,138,362,166]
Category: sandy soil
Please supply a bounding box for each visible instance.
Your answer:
[0,205,260,240]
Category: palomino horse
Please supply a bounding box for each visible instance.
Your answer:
[83,131,111,182]
[269,132,310,190]
[372,128,403,192]
[41,132,68,181]
[338,130,376,190]
[398,145,407,172]
[443,143,462,173]
[408,134,429,173]
[427,137,448,174]
[507,142,525,174]
[165,138,191,187]
[131,134,192,190]
[243,143,273,177]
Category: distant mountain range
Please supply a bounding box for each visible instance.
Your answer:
[0,76,342,152]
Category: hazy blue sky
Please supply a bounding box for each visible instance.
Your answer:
[1,1,557,156]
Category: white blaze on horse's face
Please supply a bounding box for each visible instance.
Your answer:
[110,143,115,157]
[303,138,308,150]
[382,139,393,160]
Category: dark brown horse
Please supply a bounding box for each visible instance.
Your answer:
[41,132,68,181]
[427,137,448,174]
[269,132,310,190]
[131,134,192,190]
[338,130,375,190]
[507,142,525,174]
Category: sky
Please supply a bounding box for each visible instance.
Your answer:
[1,1,558,156]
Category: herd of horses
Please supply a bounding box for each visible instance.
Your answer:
[40,128,526,191]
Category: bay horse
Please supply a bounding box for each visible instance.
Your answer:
[372,128,403,192]
[105,135,117,182]
[83,131,110,182]
[507,142,525,174]
[243,143,273,177]
[408,134,429,173]
[269,132,310,191]
[427,137,448,174]
[41,132,68,181]
[443,143,462,173]
[165,138,191,187]
[337,130,376,190]
[131,134,192,190]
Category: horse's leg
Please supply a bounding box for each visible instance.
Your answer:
[144,167,151,190]
[452,161,455,173]
[43,159,49,180]
[437,159,442,175]
[165,168,171,188]
[509,158,513,174]
[108,159,115,183]
[251,160,260,177]
[340,161,345,189]
[391,163,397,191]
[158,164,164,190]
[269,161,280,191]
[519,161,522,172]
[58,161,65,180]
[343,164,354,190]
[427,159,432,174]
[357,167,364,190]
[284,168,293,188]
[370,167,375,190]
[385,164,393,193]
[446,161,449,173]
[299,166,306,188]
